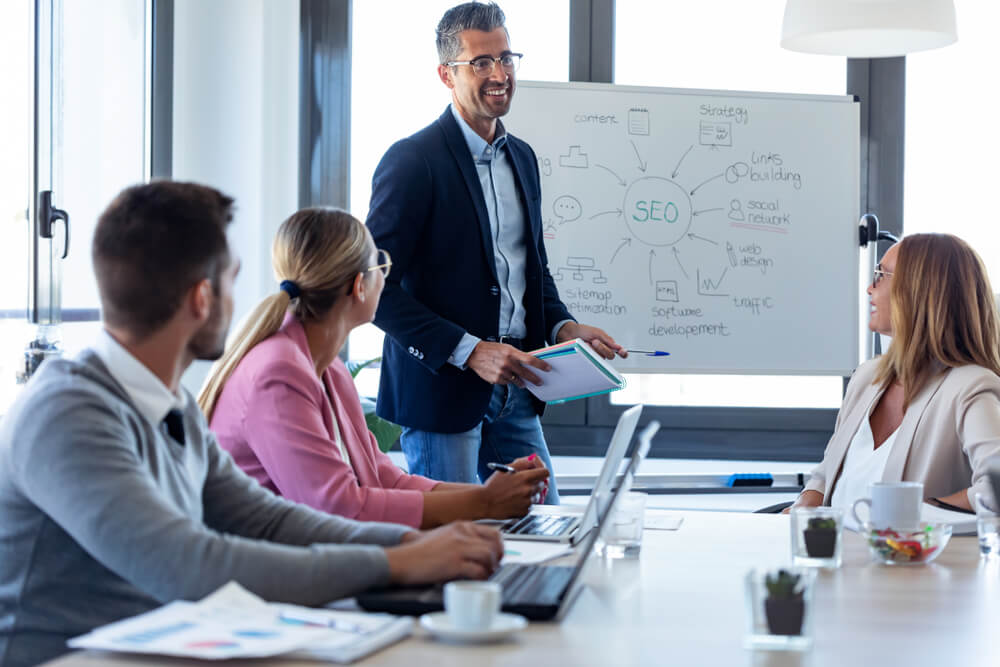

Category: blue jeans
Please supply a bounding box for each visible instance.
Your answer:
[400,384,560,505]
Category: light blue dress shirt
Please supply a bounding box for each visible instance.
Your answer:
[446,106,572,369]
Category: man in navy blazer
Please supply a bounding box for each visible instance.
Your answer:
[367,2,625,500]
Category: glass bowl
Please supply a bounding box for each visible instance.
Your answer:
[866,523,953,565]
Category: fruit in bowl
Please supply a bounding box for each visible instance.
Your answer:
[867,523,953,565]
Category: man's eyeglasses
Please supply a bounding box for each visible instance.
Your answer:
[445,53,522,78]
[366,249,392,279]
[872,266,893,287]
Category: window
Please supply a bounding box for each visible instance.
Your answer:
[0,0,149,411]
[0,1,32,407]
[613,0,847,410]
[349,0,570,397]
[56,0,149,312]
[904,1,1000,280]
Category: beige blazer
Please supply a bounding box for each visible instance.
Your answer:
[805,359,1000,508]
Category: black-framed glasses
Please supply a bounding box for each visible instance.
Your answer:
[872,266,893,287]
[366,248,392,279]
[445,53,522,78]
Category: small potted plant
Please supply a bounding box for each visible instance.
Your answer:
[803,516,838,558]
[764,569,805,636]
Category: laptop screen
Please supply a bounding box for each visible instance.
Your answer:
[555,420,659,613]
[576,404,643,537]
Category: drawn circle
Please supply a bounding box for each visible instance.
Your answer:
[725,161,749,183]
[622,176,692,247]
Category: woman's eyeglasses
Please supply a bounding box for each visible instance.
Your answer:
[366,249,392,279]
[872,266,893,287]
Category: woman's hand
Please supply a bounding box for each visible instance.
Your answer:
[508,454,550,503]
[385,522,503,584]
[782,489,824,514]
[481,465,550,518]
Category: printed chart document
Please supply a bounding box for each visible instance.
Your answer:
[523,338,625,404]
[68,582,412,662]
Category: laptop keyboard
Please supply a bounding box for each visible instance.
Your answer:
[489,564,575,605]
[504,514,577,536]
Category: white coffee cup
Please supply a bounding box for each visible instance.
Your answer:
[443,581,501,630]
[852,481,924,531]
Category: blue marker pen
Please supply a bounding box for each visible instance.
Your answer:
[626,350,670,357]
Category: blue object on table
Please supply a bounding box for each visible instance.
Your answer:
[727,473,774,487]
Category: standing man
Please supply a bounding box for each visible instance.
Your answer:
[0,182,502,667]
[367,2,625,502]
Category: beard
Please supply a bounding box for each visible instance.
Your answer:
[188,298,229,361]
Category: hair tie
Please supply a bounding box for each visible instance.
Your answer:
[279,279,301,300]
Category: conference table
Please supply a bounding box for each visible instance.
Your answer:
[46,510,999,667]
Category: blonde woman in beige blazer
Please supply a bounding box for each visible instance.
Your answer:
[791,234,1000,513]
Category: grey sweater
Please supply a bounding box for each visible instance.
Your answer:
[0,352,410,667]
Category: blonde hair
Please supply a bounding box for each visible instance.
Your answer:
[198,207,372,419]
[875,233,1000,407]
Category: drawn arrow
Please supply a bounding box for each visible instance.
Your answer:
[692,207,724,217]
[671,247,689,280]
[630,140,647,173]
[590,209,623,220]
[690,173,723,196]
[687,233,719,246]
[610,238,632,263]
[648,250,657,285]
[671,144,694,179]
[595,164,626,186]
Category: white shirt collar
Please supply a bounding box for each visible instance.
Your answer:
[91,329,185,427]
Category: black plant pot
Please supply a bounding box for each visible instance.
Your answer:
[803,528,837,557]
[764,598,805,636]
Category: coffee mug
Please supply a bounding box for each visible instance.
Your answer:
[852,481,924,531]
[443,581,501,630]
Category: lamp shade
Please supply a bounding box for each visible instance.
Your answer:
[781,0,957,58]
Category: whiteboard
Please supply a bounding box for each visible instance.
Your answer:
[505,81,861,375]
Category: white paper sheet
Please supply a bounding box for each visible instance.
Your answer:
[644,515,684,531]
[502,539,574,564]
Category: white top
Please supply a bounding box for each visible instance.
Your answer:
[330,411,352,468]
[91,329,184,427]
[830,412,899,509]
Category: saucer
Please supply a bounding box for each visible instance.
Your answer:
[419,611,527,643]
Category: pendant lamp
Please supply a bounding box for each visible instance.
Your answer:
[781,0,957,58]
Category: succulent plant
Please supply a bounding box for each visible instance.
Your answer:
[806,517,837,532]
[764,569,804,600]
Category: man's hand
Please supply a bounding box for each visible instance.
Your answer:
[385,523,504,585]
[556,322,626,360]
[466,341,551,387]
[481,466,550,519]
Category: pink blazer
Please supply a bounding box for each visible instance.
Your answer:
[210,314,437,527]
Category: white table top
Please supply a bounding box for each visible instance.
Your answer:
[45,510,999,667]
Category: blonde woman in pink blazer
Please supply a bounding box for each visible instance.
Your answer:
[790,234,1000,513]
[199,208,548,528]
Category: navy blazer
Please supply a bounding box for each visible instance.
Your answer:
[367,108,574,433]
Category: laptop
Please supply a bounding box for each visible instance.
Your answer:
[500,404,643,543]
[357,420,659,621]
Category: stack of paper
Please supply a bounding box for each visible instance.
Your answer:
[523,338,625,404]
[68,582,412,663]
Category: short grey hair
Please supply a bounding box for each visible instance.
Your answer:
[436,2,508,64]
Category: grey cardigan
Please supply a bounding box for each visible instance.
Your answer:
[0,351,410,667]
[806,358,1000,508]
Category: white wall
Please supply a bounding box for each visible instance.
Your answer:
[171,0,300,395]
